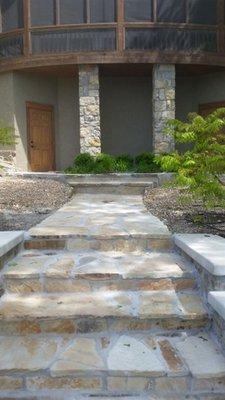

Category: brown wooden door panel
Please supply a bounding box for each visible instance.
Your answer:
[27,102,55,172]
[199,101,225,117]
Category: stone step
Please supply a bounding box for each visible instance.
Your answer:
[2,250,196,294]
[0,333,224,397]
[71,181,154,195]
[67,173,163,183]
[0,290,208,335]
[26,194,172,252]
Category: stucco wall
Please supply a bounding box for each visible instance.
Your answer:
[0,72,15,156]
[195,72,225,106]
[100,76,153,156]
[57,76,80,170]
[176,72,225,121]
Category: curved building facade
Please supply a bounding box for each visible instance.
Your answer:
[0,0,224,171]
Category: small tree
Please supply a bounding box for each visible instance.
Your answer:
[157,108,225,207]
[0,120,15,147]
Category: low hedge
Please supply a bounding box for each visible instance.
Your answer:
[65,152,163,174]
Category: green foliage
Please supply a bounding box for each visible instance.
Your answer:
[0,120,15,146]
[93,153,116,174]
[161,108,225,207]
[135,152,161,173]
[115,154,134,171]
[65,152,163,174]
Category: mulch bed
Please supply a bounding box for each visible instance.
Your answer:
[144,187,225,238]
[0,177,73,231]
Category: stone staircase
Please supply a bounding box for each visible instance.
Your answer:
[0,193,224,399]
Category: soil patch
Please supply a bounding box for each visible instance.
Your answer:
[0,177,73,231]
[144,187,225,238]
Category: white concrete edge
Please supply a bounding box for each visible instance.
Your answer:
[173,234,225,277]
[208,291,225,321]
[0,231,24,258]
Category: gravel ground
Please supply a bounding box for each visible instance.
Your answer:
[0,177,73,231]
[144,187,225,238]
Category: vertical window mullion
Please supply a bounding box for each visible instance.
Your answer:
[55,0,60,25]
[86,0,91,23]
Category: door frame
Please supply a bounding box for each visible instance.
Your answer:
[26,101,55,171]
[199,101,225,115]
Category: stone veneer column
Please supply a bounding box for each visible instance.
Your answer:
[152,64,176,153]
[78,65,101,154]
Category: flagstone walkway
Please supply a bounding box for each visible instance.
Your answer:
[0,192,224,399]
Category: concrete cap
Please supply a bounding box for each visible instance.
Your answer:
[174,234,225,276]
[0,232,24,258]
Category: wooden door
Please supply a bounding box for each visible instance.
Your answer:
[199,101,225,117]
[27,102,55,172]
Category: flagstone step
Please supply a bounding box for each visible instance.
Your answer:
[2,250,195,294]
[0,333,224,397]
[0,290,208,335]
[27,194,172,252]
[72,181,155,195]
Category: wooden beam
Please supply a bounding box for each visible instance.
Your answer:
[23,0,30,56]
[218,0,225,53]
[117,0,124,51]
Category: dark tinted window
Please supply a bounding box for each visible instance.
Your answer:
[0,34,23,57]
[1,0,23,32]
[126,28,217,53]
[157,0,186,23]
[90,0,116,23]
[125,0,152,22]
[59,0,85,24]
[188,0,217,25]
[32,28,116,53]
[31,0,55,26]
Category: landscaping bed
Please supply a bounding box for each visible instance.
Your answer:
[0,177,73,231]
[144,187,225,237]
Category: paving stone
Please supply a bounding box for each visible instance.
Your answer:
[175,334,225,378]
[107,335,165,376]
[158,339,186,375]
[45,256,75,278]
[154,377,187,393]
[26,376,102,390]
[107,376,149,392]
[5,278,42,294]
[192,377,225,393]
[0,376,23,389]
[50,338,105,376]
[0,291,133,320]
[0,336,58,372]
[4,255,50,278]
[139,290,206,319]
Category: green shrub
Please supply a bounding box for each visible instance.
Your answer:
[115,154,134,171]
[135,152,161,173]
[73,153,95,173]
[115,159,129,172]
[93,153,116,174]
[0,120,15,146]
[160,109,225,207]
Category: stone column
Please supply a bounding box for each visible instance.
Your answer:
[152,64,176,153]
[78,65,101,155]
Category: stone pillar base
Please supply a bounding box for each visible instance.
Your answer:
[78,65,101,155]
[152,64,176,154]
